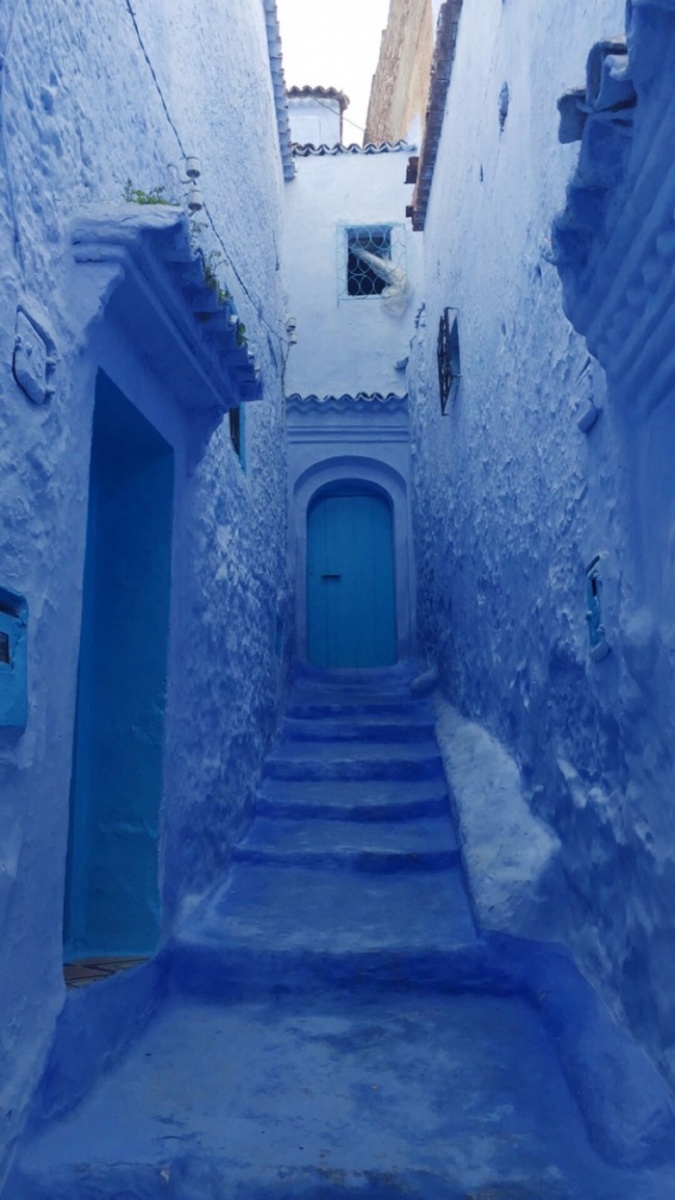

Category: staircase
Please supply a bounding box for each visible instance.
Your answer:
[6,667,674,1199]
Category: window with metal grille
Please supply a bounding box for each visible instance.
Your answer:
[347,227,391,296]
[337,224,406,302]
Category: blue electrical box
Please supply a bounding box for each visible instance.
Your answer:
[0,588,28,730]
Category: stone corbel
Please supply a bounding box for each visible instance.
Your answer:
[557,38,636,149]
[551,39,637,272]
[553,5,675,412]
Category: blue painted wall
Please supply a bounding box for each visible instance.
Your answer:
[409,0,675,1093]
[0,0,291,1176]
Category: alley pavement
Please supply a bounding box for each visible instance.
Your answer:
[7,667,675,1199]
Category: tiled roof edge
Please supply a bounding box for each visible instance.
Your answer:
[287,85,350,111]
[292,141,416,157]
[263,0,295,181]
[286,392,408,414]
[411,0,464,231]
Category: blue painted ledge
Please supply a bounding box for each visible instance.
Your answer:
[483,932,675,1169]
[162,918,675,1169]
[23,955,169,1138]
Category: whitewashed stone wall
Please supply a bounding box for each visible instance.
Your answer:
[284,147,422,398]
[408,0,675,1087]
[0,0,290,1174]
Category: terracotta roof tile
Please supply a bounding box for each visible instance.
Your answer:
[287,85,350,111]
[292,140,415,157]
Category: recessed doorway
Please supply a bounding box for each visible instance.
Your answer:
[64,372,174,961]
[307,483,397,668]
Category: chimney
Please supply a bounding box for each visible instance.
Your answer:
[287,86,350,147]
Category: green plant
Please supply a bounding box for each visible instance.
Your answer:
[236,321,247,348]
[203,251,230,307]
[123,179,170,205]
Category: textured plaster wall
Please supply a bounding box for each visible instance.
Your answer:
[288,96,343,147]
[407,0,675,1084]
[0,0,289,1175]
[365,0,435,146]
[284,151,422,398]
[548,0,675,1087]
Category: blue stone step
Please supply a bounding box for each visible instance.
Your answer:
[173,860,476,970]
[283,716,435,742]
[293,662,421,688]
[287,698,433,719]
[237,814,458,855]
[169,936,495,1000]
[9,659,675,1200]
[290,687,421,709]
[232,815,459,872]
[264,742,444,782]
[232,844,458,872]
[15,989,658,1200]
[255,776,450,821]
[288,677,428,709]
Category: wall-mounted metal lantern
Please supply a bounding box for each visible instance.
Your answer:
[13,307,56,406]
[437,306,461,414]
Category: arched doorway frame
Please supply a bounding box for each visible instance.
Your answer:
[292,455,415,664]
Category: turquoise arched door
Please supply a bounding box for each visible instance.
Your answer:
[307,485,397,667]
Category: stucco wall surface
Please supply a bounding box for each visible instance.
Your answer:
[283,151,422,398]
[408,0,675,1086]
[365,0,434,145]
[288,96,343,147]
[0,0,290,1176]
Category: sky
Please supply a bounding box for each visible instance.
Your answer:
[275,0,392,143]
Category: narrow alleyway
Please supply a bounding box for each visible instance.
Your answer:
[7,667,675,1198]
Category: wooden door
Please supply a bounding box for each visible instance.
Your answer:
[307,488,397,667]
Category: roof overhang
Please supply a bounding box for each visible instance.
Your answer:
[263,0,295,180]
[69,204,262,454]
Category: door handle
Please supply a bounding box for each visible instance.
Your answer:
[321,573,342,580]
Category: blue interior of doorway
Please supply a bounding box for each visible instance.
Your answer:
[307,481,397,668]
[64,372,174,960]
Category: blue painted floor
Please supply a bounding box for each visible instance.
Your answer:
[8,667,675,1198]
